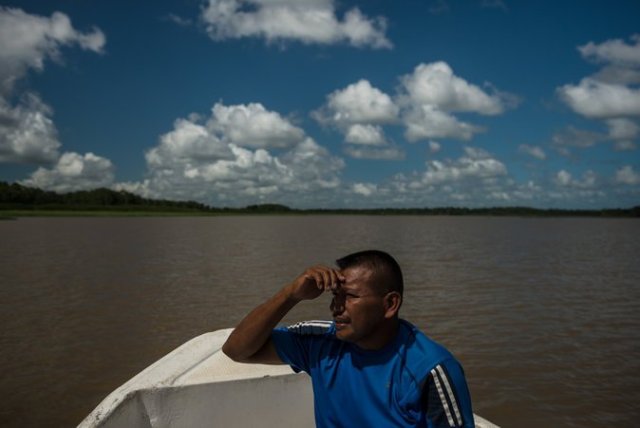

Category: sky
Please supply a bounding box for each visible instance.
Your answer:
[0,0,639,209]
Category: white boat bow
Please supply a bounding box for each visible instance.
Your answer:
[79,329,499,427]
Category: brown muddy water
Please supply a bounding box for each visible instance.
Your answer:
[0,216,639,427]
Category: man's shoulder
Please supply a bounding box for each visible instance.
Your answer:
[399,320,457,372]
[278,320,335,337]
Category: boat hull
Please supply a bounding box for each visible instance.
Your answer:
[80,329,498,427]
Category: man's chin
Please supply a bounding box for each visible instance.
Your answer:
[335,326,353,341]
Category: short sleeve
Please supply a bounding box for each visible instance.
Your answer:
[420,359,474,428]
[270,320,333,374]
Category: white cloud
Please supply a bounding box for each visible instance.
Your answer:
[606,118,639,141]
[125,103,345,207]
[420,146,507,186]
[147,102,306,173]
[0,93,60,164]
[314,62,514,158]
[21,151,114,192]
[344,124,387,145]
[0,7,104,166]
[403,104,483,141]
[397,62,514,142]
[591,66,640,85]
[314,79,398,126]
[344,144,404,160]
[313,79,402,160]
[362,147,522,207]
[615,166,640,185]
[558,34,640,150]
[579,34,640,67]
[146,118,231,170]
[558,78,640,119]
[352,182,376,196]
[428,141,441,153]
[518,144,546,160]
[209,102,305,149]
[399,62,506,115]
[554,169,597,189]
[0,7,105,94]
[200,0,391,49]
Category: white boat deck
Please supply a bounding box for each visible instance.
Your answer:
[79,329,499,427]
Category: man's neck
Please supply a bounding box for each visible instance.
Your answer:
[355,318,400,350]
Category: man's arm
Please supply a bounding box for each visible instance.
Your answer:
[421,362,474,428]
[221,266,344,364]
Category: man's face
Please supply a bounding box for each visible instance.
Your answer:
[330,265,387,348]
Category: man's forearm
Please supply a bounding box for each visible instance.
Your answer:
[222,284,299,361]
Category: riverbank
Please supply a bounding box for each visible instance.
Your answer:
[1,207,639,218]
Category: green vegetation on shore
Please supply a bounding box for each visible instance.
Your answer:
[1,181,638,217]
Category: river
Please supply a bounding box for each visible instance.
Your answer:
[1,216,638,427]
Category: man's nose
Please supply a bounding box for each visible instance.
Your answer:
[330,296,345,315]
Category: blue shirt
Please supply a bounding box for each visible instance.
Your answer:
[271,319,474,428]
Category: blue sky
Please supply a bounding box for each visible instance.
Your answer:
[1,0,639,208]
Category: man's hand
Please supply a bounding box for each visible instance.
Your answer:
[222,264,344,364]
[287,266,345,302]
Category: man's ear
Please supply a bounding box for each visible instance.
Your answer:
[383,292,402,319]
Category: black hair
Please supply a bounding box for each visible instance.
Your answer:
[336,249,404,296]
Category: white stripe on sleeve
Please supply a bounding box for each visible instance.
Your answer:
[430,367,455,427]
[436,364,462,426]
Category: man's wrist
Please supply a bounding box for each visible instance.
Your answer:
[281,282,303,305]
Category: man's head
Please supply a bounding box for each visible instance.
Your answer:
[331,250,403,349]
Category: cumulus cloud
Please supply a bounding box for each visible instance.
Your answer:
[200,0,391,49]
[313,79,402,159]
[398,62,514,142]
[21,151,114,192]
[579,34,640,67]
[209,102,305,149]
[420,146,507,185]
[615,165,640,185]
[352,182,376,196]
[606,118,639,150]
[0,7,104,165]
[518,144,546,160]
[359,146,520,207]
[0,7,105,93]
[402,104,483,141]
[147,101,307,173]
[0,93,60,163]
[399,62,506,115]
[554,169,598,189]
[314,79,398,126]
[428,141,441,153]
[344,124,387,145]
[559,35,640,152]
[344,144,404,160]
[313,62,515,159]
[125,102,345,207]
[558,78,640,119]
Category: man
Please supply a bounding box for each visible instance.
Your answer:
[222,250,474,427]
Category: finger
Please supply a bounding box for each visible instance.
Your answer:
[320,269,332,291]
[328,269,339,290]
[311,272,325,290]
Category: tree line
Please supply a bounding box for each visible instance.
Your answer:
[0,182,211,212]
[0,181,638,216]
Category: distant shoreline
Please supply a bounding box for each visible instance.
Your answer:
[1,182,638,218]
[1,207,639,218]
